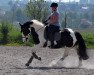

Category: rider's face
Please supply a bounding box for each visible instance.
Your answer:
[51,7,57,11]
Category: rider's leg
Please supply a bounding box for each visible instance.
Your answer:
[50,26,60,48]
[43,41,48,47]
[44,26,49,39]
[53,41,62,48]
[51,41,54,47]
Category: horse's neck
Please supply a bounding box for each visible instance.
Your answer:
[30,20,44,31]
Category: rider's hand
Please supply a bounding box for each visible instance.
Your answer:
[43,20,48,25]
[43,17,50,25]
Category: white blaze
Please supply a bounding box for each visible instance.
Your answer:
[22,33,29,42]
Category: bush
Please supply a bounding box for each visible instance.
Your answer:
[0,21,9,44]
[0,21,22,45]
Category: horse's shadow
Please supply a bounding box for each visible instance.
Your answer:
[27,66,65,70]
[12,66,82,70]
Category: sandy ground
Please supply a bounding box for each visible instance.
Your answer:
[0,45,94,75]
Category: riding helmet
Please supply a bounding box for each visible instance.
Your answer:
[50,2,58,7]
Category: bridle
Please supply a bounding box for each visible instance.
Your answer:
[22,26,44,42]
[36,26,44,32]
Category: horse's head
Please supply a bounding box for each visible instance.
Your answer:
[19,21,40,44]
[19,21,33,42]
[20,25,30,36]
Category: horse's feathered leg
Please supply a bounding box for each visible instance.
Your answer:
[75,32,89,60]
[32,52,41,61]
[75,32,89,67]
[25,56,34,66]
[43,41,48,47]
[78,56,83,67]
[61,47,69,60]
[25,52,41,67]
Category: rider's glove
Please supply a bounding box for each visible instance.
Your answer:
[43,20,48,25]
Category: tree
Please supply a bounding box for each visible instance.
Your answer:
[26,0,50,21]
[8,0,20,23]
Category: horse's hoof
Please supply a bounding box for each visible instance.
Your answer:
[38,57,41,61]
[25,63,29,67]
[48,45,54,48]
[54,45,61,48]
[43,42,47,47]
[83,56,89,60]
[60,58,64,61]
[48,45,60,49]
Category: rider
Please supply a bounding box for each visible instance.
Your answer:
[43,2,60,48]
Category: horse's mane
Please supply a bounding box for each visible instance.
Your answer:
[31,19,44,27]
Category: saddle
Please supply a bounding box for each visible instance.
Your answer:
[44,26,61,41]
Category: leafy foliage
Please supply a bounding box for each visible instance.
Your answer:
[0,21,22,44]
[26,0,50,21]
[0,21,9,44]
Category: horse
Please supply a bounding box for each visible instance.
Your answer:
[19,19,89,67]
[19,20,44,66]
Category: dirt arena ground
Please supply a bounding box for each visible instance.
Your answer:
[0,46,94,75]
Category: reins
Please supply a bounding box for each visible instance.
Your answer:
[36,26,44,32]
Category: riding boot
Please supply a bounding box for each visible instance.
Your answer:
[43,41,47,47]
[49,41,54,48]
[54,41,62,48]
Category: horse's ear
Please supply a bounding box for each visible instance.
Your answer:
[30,21,33,25]
[19,23,22,26]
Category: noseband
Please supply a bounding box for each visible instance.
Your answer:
[22,36,28,39]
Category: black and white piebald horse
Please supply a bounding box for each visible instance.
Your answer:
[19,20,44,66]
[19,19,89,67]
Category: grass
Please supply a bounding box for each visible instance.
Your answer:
[81,32,94,49]
[7,30,34,47]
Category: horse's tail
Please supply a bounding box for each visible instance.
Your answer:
[75,32,89,60]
